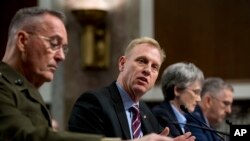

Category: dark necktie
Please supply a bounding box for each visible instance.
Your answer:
[130,105,141,139]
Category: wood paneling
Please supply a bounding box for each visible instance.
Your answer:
[155,0,250,80]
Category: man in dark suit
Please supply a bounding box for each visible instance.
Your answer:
[186,106,217,141]
[68,37,195,141]
[185,77,233,141]
[151,62,204,137]
[0,7,172,141]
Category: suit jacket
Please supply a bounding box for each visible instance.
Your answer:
[68,81,163,140]
[152,101,184,137]
[0,62,113,141]
[185,105,221,141]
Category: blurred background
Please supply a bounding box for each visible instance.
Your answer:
[1,0,250,134]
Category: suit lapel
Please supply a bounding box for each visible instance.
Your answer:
[163,102,184,135]
[114,104,131,139]
[194,106,215,141]
[140,106,152,134]
[110,82,131,139]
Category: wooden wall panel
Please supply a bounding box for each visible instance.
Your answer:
[155,0,250,80]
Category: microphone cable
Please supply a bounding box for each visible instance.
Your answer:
[180,105,226,141]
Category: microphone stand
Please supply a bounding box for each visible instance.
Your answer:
[169,122,230,136]
[180,105,227,141]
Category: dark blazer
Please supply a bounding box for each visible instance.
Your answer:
[185,105,221,141]
[0,62,107,141]
[68,81,163,140]
[152,101,184,137]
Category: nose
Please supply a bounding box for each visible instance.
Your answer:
[225,106,232,114]
[54,48,66,61]
[142,65,151,75]
[196,95,201,102]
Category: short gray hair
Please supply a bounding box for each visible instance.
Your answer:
[201,77,234,97]
[8,6,66,37]
[161,62,204,101]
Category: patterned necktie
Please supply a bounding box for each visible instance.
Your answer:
[130,105,141,139]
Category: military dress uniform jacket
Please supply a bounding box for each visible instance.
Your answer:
[0,62,118,141]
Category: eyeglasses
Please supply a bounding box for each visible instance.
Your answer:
[27,32,68,55]
[185,88,201,96]
[210,95,232,108]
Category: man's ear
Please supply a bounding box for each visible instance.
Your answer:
[204,94,212,107]
[118,56,126,71]
[16,31,28,52]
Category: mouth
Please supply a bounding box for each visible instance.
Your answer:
[48,65,57,72]
[137,77,148,84]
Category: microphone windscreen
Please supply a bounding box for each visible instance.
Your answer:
[180,105,189,113]
[225,119,232,125]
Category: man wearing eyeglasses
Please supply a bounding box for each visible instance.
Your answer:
[185,77,234,141]
[0,6,177,141]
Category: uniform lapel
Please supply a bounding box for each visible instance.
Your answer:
[21,86,52,126]
[0,62,52,126]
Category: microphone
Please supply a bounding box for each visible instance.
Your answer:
[180,105,227,141]
[225,119,232,126]
[169,121,230,136]
[180,105,189,113]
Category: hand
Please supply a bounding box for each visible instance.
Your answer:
[134,133,173,141]
[124,128,195,141]
[172,132,196,141]
[160,127,170,136]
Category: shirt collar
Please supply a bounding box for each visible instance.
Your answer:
[171,103,186,124]
[116,82,139,110]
